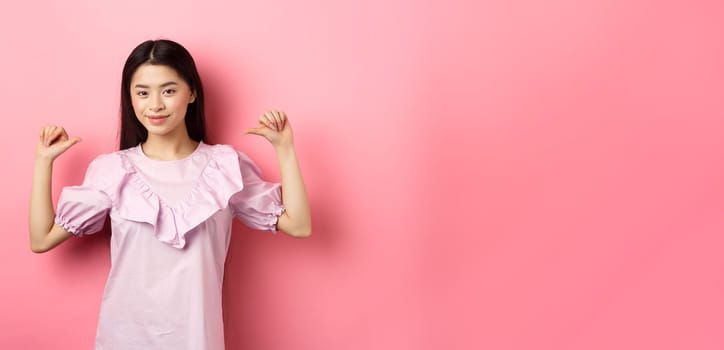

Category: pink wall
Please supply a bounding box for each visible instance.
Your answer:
[2,0,723,349]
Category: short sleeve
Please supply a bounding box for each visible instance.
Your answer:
[54,157,112,236]
[229,152,286,232]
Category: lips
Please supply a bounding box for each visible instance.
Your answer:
[146,115,169,125]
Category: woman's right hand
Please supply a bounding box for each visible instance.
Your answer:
[36,125,82,161]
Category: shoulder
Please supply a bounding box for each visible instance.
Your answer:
[204,142,239,156]
[87,150,127,170]
[78,150,129,189]
[203,142,253,162]
[202,143,260,173]
[86,147,144,180]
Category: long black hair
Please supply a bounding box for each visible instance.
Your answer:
[119,39,206,150]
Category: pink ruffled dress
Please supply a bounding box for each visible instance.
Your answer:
[54,141,285,350]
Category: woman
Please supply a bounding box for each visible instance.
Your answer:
[28,39,311,349]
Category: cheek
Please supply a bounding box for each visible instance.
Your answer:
[133,106,144,119]
[170,98,190,113]
[131,96,143,113]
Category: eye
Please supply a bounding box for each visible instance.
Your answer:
[163,89,177,95]
[136,91,148,97]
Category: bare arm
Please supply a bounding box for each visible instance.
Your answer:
[29,126,81,253]
[246,110,312,238]
[274,144,312,238]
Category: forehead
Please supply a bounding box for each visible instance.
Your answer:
[131,64,185,86]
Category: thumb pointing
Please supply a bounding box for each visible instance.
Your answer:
[60,137,82,151]
[244,127,266,136]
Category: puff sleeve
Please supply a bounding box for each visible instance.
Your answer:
[54,157,112,236]
[229,152,286,232]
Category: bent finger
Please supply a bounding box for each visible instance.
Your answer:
[279,111,287,129]
[44,126,58,146]
[271,110,284,130]
[269,111,282,131]
[261,113,276,130]
[47,128,66,146]
[42,126,53,145]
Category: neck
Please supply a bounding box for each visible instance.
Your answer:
[141,134,200,161]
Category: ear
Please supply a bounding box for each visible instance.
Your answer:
[189,91,196,104]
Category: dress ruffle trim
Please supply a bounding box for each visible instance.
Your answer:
[113,144,244,249]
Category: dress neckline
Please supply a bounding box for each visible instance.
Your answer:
[121,142,214,211]
[114,143,247,249]
[136,141,205,163]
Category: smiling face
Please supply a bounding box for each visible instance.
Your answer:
[130,64,196,140]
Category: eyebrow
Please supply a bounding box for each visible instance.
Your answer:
[133,81,179,89]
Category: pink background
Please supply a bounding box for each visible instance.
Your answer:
[2,0,723,349]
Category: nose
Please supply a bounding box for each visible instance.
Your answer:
[149,93,165,112]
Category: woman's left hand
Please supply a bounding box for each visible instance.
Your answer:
[244,110,294,149]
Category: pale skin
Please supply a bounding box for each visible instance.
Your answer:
[29,64,311,253]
